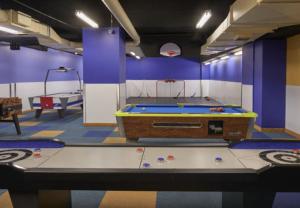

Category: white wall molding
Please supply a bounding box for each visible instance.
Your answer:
[242,84,253,111]
[286,85,300,134]
[84,84,119,124]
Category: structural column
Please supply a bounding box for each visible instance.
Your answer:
[83,27,126,124]
[252,39,286,129]
[242,43,254,111]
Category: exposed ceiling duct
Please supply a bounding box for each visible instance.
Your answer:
[201,0,300,55]
[0,9,82,54]
[101,0,144,57]
[101,0,140,46]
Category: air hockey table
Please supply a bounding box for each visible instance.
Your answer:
[1,139,300,208]
[116,104,257,141]
[29,93,83,118]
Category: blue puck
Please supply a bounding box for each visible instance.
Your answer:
[215,156,222,162]
[143,163,151,168]
[157,157,165,162]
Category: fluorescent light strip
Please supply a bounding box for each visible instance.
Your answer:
[196,11,212,29]
[0,26,22,34]
[75,11,99,28]
[130,51,136,56]
[136,56,141,60]
[221,55,229,60]
[234,51,243,56]
[212,59,219,63]
[204,62,210,66]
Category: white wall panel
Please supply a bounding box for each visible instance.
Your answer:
[184,80,201,97]
[126,80,156,98]
[209,80,242,106]
[242,84,253,111]
[84,84,118,124]
[126,80,201,98]
[201,80,210,97]
[0,84,10,97]
[286,85,300,134]
[16,82,44,111]
[118,83,126,109]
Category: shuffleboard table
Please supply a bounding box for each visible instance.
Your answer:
[0,139,300,208]
[116,104,257,141]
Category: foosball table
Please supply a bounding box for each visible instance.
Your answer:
[0,97,22,135]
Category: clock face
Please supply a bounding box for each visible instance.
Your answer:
[160,42,181,57]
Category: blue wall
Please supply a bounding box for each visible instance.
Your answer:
[83,27,126,84]
[201,64,210,80]
[126,57,201,80]
[253,39,286,128]
[0,46,82,84]
[209,55,242,82]
[242,43,254,85]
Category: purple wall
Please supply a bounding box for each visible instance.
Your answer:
[0,46,82,84]
[83,27,126,84]
[253,39,286,128]
[205,55,242,82]
[242,43,254,85]
[126,57,201,80]
[201,64,210,80]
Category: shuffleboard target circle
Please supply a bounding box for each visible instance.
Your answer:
[0,149,32,164]
[259,150,300,165]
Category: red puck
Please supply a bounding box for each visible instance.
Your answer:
[136,148,144,153]
[167,155,175,160]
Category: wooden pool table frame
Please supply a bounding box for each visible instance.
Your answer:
[116,105,257,141]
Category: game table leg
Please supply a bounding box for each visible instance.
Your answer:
[9,190,72,208]
[242,191,276,208]
[222,192,275,208]
[12,113,21,135]
[222,192,243,208]
[126,138,139,143]
[35,109,43,118]
[58,109,65,118]
[9,190,39,208]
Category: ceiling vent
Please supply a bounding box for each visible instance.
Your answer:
[201,0,300,55]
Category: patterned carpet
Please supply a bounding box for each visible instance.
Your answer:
[0,109,299,207]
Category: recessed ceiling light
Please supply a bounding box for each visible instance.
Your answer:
[221,55,229,60]
[234,51,243,56]
[136,56,141,60]
[196,10,212,29]
[75,11,99,28]
[130,51,136,56]
[0,26,22,35]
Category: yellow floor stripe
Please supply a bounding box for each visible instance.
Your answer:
[103,137,127,144]
[20,121,41,127]
[99,191,156,208]
[31,130,64,138]
[0,192,13,208]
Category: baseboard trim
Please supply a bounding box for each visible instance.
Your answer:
[22,109,34,114]
[285,129,300,139]
[254,125,285,133]
[83,123,117,127]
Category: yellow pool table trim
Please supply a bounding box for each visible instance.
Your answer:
[115,110,257,118]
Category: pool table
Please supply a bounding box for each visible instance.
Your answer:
[116,104,257,141]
